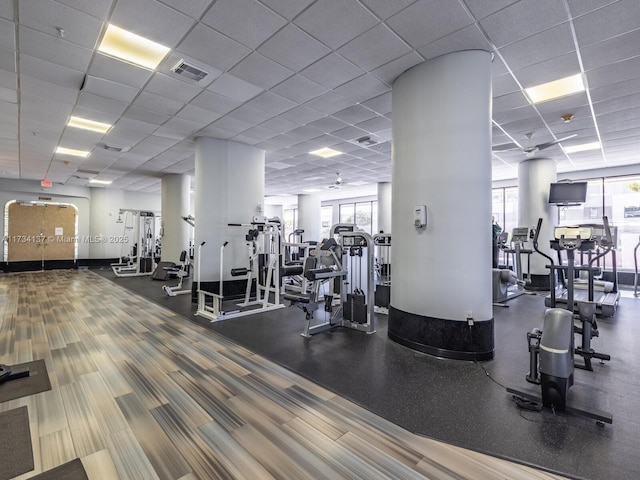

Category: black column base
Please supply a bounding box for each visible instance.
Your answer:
[524,274,552,292]
[388,305,494,361]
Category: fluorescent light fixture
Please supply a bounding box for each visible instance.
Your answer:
[303,188,322,193]
[98,24,170,70]
[89,179,112,185]
[524,74,585,104]
[563,142,601,154]
[309,147,342,158]
[68,116,112,134]
[55,146,90,158]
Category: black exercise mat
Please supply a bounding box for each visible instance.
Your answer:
[0,359,51,403]
[0,406,34,480]
[31,459,88,480]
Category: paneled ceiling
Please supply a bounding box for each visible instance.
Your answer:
[1,0,638,198]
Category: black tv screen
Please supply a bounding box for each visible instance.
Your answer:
[548,182,588,205]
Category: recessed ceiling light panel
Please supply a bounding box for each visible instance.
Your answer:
[89,179,112,185]
[98,24,170,70]
[68,116,112,134]
[309,147,342,158]
[55,146,90,158]
[524,74,585,104]
[563,142,601,154]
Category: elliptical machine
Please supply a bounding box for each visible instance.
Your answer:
[507,218,612,424]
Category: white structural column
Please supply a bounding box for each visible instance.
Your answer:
[194,137,265,296]
[377,182,392,234]
[389,51,494,361]
[297,194,321,242]
[518,157,557,289]
[161,174,190,264]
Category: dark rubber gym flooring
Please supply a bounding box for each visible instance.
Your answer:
[92,267,640,480]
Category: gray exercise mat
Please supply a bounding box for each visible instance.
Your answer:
[31,459,89,480]
[0,359,51,403]
[0,406,34,480]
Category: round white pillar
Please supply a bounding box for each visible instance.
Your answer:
[518,157,557,289]
[389,50,494,360]
[377,182,392,234]
[194,137,265,296]
[161,174,190,264]
[297,194,321,242]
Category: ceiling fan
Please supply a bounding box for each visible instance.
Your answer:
[327,172,343,189]
[493,133,577,158]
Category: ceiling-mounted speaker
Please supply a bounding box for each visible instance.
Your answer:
[170,59,209,81]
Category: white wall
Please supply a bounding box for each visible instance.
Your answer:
[0,179,161,260]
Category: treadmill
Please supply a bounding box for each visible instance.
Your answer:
[544,221,620,317]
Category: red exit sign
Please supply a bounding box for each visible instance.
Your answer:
[41,180,52,188]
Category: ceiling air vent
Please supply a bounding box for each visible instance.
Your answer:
[171,59,209,81]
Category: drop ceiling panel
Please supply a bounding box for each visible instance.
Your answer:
[303,91,354,115]
[586,57,640,90]
[511,52,582,89]
[337,24,411,73]
[228,52,293,90]
[20,76,76,105]
[76,92,128,117]
[479,0,568,48]
[420,26,488,62]
[270,75,327,104]
[18,0,104,50]
[580,29,640,72]
[122,106,171,126]
[332,105,378,125]
[55,0,113,20]
[177,23,251,72]
[370,51,423,86]
[294,0,378,50]
[388,2,474,48]
[0,18,15,50]
[19,54,84,89]
[279,105,325,125]
[110,0,195,48]
[333,74,389,104]
[133,91,184,116]
[358,0,416,20]
[145,73,203,104]
[81,75,140,103]
[226,104,274,125]
[258,24,330,72]
[189,90,242,116]
[19,27,93,72]
[244,91,297,116]
[206,73,263,102]
[498,24,576,72]
[590,77,640,103]
[361,92,392,116]
[202,0,287,49]
[154,118,204,140]
[573,0,640,47]
[299,53,365,90]
[176,104,221,125]
[89,54,153,89]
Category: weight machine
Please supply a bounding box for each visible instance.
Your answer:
[285,231,376,337]
[111,209,158,277]
[373,233,391,314]
[196,217,286,322]
[161,251,191,297]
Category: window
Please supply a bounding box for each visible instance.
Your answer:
[338,201,377,235]
[283,208,297,239]
[320,205,333,240]
[604,176,640,270]
[339,203,355,224]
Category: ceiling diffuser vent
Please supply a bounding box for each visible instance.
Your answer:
[170,59,209,81]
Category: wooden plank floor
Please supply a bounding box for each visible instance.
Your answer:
[0,270,568,480]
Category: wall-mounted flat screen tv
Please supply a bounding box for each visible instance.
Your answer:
[548,182,588,205]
